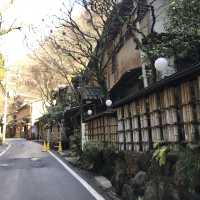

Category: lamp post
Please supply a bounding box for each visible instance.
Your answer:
[0,58,7,143]
[77,75,85,151]
[2,73,7,143]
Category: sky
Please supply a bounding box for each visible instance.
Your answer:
[0,0,73,66]
[0,0,82,100]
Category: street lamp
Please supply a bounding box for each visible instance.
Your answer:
[154,57,169,72]
[87,109,93,116]
[105,99,113,107]
[154,57,176,79]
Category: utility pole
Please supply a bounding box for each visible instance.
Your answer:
[2,72,8,143]
[78,74,86,151]
[0,55,7,143]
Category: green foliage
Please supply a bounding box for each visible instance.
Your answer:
[153,143,169,167]
[167,0,200,36]
[0,30,8,36]
[80,141,118,176]
[175,147,200,191]
[142,0,200,68]
[69,133,82,156]
[39,104,64,127]
[80,141,104,171]
[142,33,175,61]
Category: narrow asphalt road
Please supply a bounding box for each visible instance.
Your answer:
[0,139,98,200]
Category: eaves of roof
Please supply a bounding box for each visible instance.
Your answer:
[114,64,200,107]
[84,110,117,122]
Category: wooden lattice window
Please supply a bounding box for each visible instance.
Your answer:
[149,94,162,144]
[138,98,150,151]
[180,82,195,142]
[160,87,179,145]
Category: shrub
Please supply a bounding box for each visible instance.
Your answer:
[153,143,169,167]
[79,141,102,171]
[69,134,81,156]
[175,146,200,192]
[80,141,118,175]
[101,144,118,178]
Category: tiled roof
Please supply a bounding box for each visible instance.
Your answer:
[81,86,104,100]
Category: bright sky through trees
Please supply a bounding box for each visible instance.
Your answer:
[0,0,74,66]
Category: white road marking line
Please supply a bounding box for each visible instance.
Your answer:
[49,151,106,200]
[0,163,9,167]
[0,144,11,157]
[31,157,40,161]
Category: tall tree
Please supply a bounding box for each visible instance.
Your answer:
[52,0,157,94]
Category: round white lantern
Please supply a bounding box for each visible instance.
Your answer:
[106,99,112,107]
[87,109,93,116]
[154,57,169,72]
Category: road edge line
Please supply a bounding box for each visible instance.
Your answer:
[0,144,11,157]
[49,151,105,200]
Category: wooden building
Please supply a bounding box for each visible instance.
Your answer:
[84,0,200,152]
[12,104,32,139]
[84,0,146,147]
[114,66,200,151]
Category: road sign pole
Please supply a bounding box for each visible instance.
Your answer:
[2,72,8,143]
